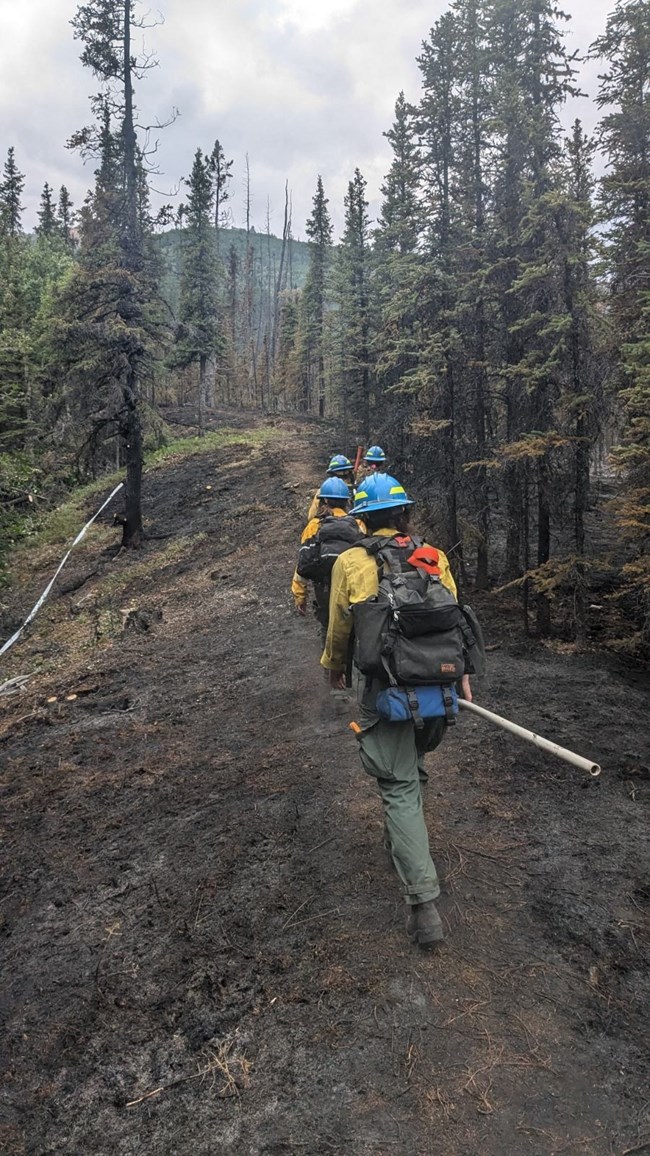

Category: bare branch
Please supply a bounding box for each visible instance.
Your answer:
[134,108,179,134]
[131,7,165,30]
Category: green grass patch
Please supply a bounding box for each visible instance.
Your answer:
[33,472,124,548]
[145,425,276,468]
[32,427,272,550]
[0,472,123,586]
[1,425,278,590]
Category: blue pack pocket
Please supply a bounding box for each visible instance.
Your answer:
[376,684,459,723]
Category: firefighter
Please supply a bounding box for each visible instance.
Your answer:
[306,454,356,520]
[362,445,387,473]
[292,477,353,633]
[320,472,471,948]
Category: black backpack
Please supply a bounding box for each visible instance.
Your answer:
[296,515,364,584]
[352,535,486,686]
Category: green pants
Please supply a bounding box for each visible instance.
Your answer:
[353,669,445,906]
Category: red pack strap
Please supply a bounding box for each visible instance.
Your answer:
[407,546,441,576]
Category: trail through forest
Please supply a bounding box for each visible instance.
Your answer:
[1,415,649,1156]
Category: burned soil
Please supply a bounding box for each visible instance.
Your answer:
[1,416,649,1156]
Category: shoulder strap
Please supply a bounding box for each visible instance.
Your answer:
[358,535,384,555]
[460,604,487,677]
[359,534,421,578]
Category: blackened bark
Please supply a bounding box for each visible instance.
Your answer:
[317,351,325,418]
[521,463,530,634]
[122,0,138,263]
[505,443,522,579]
[121,370,143,548]
[474,303,490,589]
[272,184,290,365]
[120,0,143,548]
[536,455,551,635]
[574,404,589,641]
[444,359,462,573]
[198,354,206,437]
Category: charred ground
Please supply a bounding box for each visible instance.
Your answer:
[1,416,649,1156]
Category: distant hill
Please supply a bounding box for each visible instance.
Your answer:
[157,225,312,319]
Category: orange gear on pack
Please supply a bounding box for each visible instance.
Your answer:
[407,546,441,576]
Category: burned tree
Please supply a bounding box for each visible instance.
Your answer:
[65,0,170,547]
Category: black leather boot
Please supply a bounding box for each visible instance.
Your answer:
[406,900,444,947]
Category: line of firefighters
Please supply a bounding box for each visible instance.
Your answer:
[291,446,473,949]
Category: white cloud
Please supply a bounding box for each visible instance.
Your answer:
[0,0,618,237]
[273,0,358,33]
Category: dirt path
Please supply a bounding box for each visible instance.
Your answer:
[1,417,649,1156]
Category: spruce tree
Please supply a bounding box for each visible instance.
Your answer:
[36,183,57,237]
[0,148,25,239]
[450,0,494,587]
[174,148,221,434]
[417,11,465,562]
[0,158,73,462]
[57,186,75,249]
[63,0,166,545]
[300,176,332,415]
[0,148,29,450]
[485,0,579,627]
[0,147,27,335]
[592,0,650,635]
[373,93,423,466]
[557,122,606,633]
[225,243,240,403]
[375,92,422,259]
[336,168,374,440]
[209,139,233,256]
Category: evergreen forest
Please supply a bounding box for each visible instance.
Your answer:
[1,0,649,652]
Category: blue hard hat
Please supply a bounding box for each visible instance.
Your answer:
[364,445,387,463]
[317,476,351,500]
[327,454,353,475]
[353,472,413,514]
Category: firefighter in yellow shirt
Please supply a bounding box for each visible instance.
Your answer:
[306,454,356,522]
[321,473,471,949]
[292,477,355,639]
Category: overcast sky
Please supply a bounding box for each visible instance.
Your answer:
[0,0,614,240]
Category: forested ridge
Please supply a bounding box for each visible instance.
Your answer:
[1,0,649,654]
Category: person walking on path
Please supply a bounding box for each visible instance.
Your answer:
[359,445,387,477]
[292,477,357,640]
[320,473,471,948]
[306,454,356,521]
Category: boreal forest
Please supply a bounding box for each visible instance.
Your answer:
[0,0,648,647]
[1,1,650,1154]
